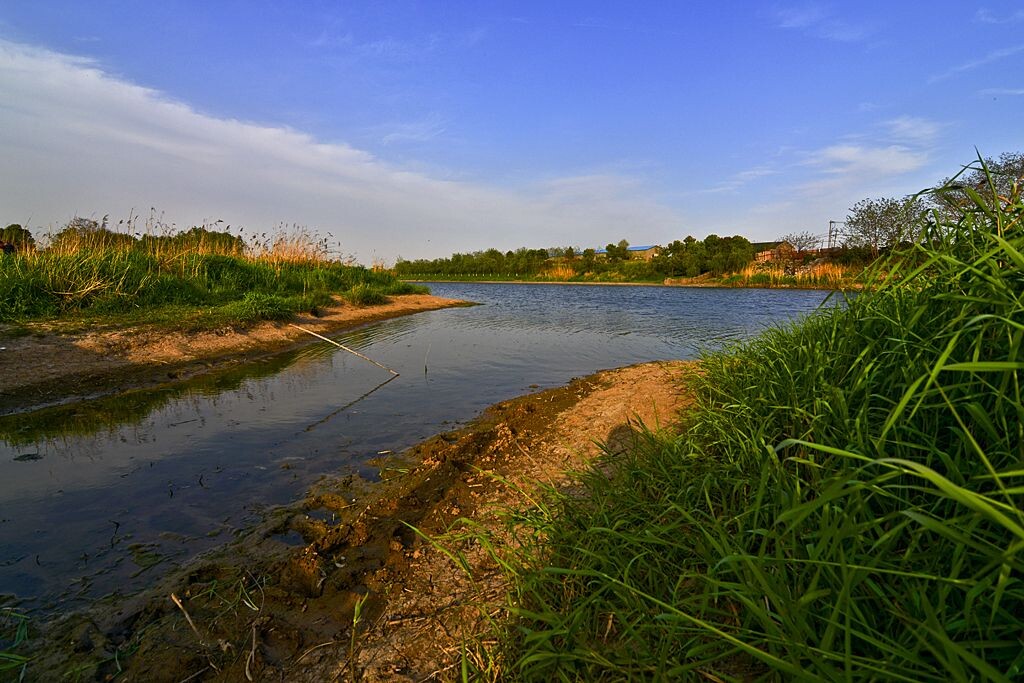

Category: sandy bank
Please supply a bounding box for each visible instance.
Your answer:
[0,294,467,415]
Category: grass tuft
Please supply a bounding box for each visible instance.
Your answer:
[345,283,388,306]
[484,155,1024,680]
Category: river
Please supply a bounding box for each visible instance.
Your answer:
[0,283,837,614]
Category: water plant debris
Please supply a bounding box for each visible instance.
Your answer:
[288,324,399,376]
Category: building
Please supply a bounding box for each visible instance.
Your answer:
[751,240,796,263]
[594,245,661,261]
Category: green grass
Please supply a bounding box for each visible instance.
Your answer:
[1,608,31,679]
[345,282,389,306]
[0,243,422,326]
[482,157,1024,680]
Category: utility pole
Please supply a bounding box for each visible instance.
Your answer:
[827,220,845,250]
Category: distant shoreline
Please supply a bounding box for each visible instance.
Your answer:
[408,278,667,287]
[405,278,844,291]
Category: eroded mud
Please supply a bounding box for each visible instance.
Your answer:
[16,361,693,681]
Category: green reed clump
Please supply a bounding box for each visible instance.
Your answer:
[0,234,418,323]
[345,282,388,306]
[492,157,1024,680]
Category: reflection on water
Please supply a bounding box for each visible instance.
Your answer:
[0,283,836,612]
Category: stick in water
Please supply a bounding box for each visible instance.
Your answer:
[289,324,399,376]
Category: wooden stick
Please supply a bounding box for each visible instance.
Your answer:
[289,324,399,375]
[170,593,205,646]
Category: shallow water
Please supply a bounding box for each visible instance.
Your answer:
[0,283,837,612]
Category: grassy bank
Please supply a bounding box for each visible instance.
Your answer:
[0,227,425,328]
[404,263,862,289]
[483,162,1024,679]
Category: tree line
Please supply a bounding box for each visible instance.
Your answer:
[393,234,757,279]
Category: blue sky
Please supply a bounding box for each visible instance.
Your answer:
[0,2,1021,263]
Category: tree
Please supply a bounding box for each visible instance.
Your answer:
[580,248,597,271]
[48,216,137,252]
[844,196,927,256]
[1,224,35,251]
[933,151,1023,218]
[778,230,819,253]
[654,237,707,277]
[141,225,246,256]
[704,235,754,275]
[605,239,630,262]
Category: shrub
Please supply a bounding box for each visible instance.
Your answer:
[345,283,388,306]
[224,292,292,323]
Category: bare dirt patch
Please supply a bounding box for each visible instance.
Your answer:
[25,360,694,681]
[0,294,465,414]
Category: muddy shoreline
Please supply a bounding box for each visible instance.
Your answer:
[0,294,468,416]
[404,278,843,290]
[18,360,693,681]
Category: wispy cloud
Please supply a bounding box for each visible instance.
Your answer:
[883,116,945,146]
[811,144,926,175]
[773,3,869,42]
[929,43,1024,82]
[0,39,682,262]
[792,115,939,198]
[372,116,448,146]
[573,17,686,38]
[977,87,1024,96]
[974,8,1024,24]
[309,23,486,61]
[699,166,777,194]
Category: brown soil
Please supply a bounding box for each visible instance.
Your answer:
[0,294,466,415]
[28,360,695,682]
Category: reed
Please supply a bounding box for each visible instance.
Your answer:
[483,156,1024,680]
[538,264,577,281]
[0,225,417,324]
[736,261,860,288]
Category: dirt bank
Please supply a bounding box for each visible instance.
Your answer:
[25,360,694,681]
[0,294,466,415]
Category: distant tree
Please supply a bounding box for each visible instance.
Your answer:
[142,225,246,256]
[655,236,707,277]
[48,216,139,252]
[933,151,1023,218]
[564,246,576,260]
[579,248,597,271]
[605,239,630,262]
[844,196,928,256]
[679,236,707,276]
[704,234,754,275]
[480,248,505,274]
[778,230,819,253]
[1,224,35,251]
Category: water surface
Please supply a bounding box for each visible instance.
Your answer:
[0,284,836,612]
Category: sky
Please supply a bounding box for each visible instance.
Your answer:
[0,2,1020,264]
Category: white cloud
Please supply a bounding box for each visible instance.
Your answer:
[308,23,486,60]
[974,8,1024,24]
[773,4,868,42]
[929,43,1024,83]
[978,87,1024,96]
[0,39,683,262]
[775,4,827,29]
[373,116,448,146]
[698,166,777,194]
[787,119,934,204]
[795,115,939,193]
[808,144,927,177]
[883,116,945,146]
